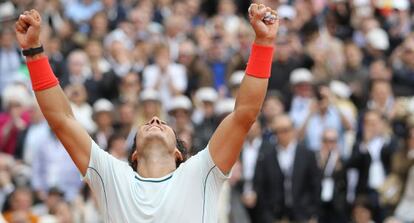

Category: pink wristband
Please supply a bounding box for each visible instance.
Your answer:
[246,43,274,79]
[26,56,59,91]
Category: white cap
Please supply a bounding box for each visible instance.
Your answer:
[229,70,244,87]
[289,68,313,84]
[0,2,15,20]
[278,5,296,20]
[169,95,192,112]
[215,98,235,116]
[195,87,218,103]
[366,28,389,50]
[140,89,161,102]
[1,84,32,110]
[93,99,114,113]
[330,80,351,99]
[394,0,410,10]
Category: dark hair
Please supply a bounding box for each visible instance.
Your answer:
[128,133,188,171]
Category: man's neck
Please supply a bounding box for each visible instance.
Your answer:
[136,144,177,178]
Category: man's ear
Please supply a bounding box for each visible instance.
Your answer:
[174,148,183,162]
[132,150,138,162]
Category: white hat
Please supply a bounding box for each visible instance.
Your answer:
[230,70,244,87]
[278,5,296,20]
[289,68,313,84]
[394,0,410,10]
[93,99,114,113]
[1,84,32,110]
[330,80,351,99]
[215,98,235,116]
[140,89,160,102]
[366,28,389,50]
[0,2,15,20]
[169,95,192,112]
[195,87,218,103]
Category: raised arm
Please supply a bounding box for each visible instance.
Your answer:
[15,10,91,175]
[209,4,278,173]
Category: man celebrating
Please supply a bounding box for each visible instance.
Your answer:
[15,4,278,223]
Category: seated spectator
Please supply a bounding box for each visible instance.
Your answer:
[64,0,103,25]
[0,28,23,95]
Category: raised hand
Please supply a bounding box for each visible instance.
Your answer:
[248,3,279,46]
[15,9,42,49]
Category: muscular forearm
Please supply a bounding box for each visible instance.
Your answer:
[233,75,268,128]
[34,86,75,130]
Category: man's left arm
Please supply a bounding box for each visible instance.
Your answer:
[209,4,278,173]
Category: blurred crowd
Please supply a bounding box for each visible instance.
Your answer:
[1,0,414,222]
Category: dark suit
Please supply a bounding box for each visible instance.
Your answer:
[318,152,347,223]
[347,136,399,222]
[254,140,321,222]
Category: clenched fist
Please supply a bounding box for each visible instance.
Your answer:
[15,9,42,50]
[248,4,279,46]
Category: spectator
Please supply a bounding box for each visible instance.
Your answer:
[3,187,39,223]
[288,68,314,128]
[65,84,96,134]
[260,91,285,141]
[348,110,399,222]
[92,99,115,149]
[31,132,82,202]
[193,87,219,152]
[107,134,127,162]
[135,89,165,127]
[118,71,141,105]
[318,129,347,223]
[178,40,213,96]
[254,114,320,223]
[64,0,103,25]
[298,84,353,152]
[168,95,193,133]
[143,43,187,109]
[240,120,263,222]
[0,28,23,94]
[0,84,32,156]
[0,154,14,211]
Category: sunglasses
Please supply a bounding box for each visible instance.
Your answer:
[274,126,292,134]
[323,137,337,143]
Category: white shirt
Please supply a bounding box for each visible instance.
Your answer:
[143,63,187,109]
[241,138,262,186]
[277,141,297,175]
[83,140,227,223]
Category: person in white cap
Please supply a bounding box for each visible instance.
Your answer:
[16,4,278,222]
[193,87,220,152]
[168,95,194,133]
[92,99,115,149]
[288,68,314,128]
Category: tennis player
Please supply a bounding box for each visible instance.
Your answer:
[15,4,278,223]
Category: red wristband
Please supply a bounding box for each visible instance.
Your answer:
[26,56,59,91]
[246,43,274,79]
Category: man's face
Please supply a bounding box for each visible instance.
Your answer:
[136,116,177,154]
[272,116,295,147]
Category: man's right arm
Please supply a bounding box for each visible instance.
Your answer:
[16,10,91,175]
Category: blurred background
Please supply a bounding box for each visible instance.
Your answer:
[1,0,414,222]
